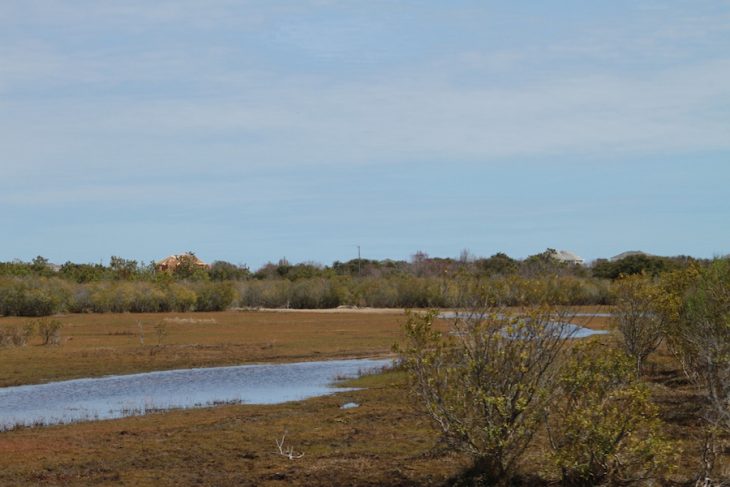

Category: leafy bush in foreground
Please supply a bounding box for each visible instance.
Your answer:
[546,343,674,485]
[611,274,666,375]
[661,260,730,481]
[398,307,571,484]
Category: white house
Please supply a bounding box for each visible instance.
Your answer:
[550,249,584,265]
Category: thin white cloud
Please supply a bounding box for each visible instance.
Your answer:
[0,0,270,30]
[1,0,729,183]
[2,57,729,181]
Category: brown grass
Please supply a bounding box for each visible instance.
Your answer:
[0,310,412,387]
[0,370,469,486]
[0,309,726,485]
[0,307,612,387]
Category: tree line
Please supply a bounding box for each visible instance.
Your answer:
[0,249,705,282]
[0,250,715,317]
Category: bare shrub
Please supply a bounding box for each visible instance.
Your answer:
[137,320,145,345]
[153,321,168,346]
[0,322,35,347]
[37,319,63,346]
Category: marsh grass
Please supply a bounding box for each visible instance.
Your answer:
[0,310,406,387]
[0,309,722,485]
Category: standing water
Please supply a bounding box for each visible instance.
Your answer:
[437,312,609,338]
[0,358,392,430]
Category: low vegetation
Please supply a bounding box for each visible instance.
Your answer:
[0,318,61,348]
[661,260,730,480]
[398,261,730,484]
[399,307,572,484]
[611,274,666,375]
[0,310,406,386]
[0,256,726,485]
[0,250,711,317]
[545,343,674,485]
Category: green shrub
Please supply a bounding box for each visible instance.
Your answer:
[195,282,236,311]
[398,307,572,484]
[289,279,340,309]
[0,277,66,316]
[661,260,730,479]
[546,343,674,485]
[256,280,292,308]
[0,272,621,315]
[164,283,198,312]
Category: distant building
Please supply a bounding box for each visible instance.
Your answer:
[610,251,651,262]
[550,249,584,265]
[156,252,209,272]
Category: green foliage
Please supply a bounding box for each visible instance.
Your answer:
[475,252,519,276]
[3,250,711,317]
[0,250,637,316]
[0,277,67,316]
[172,253,210,281]
[592,255,674,280]
[521,248,569,277]
[662,259,730,437]
[194,282,236,311]
[546,343,674,485]
[30,256,55,277]
[59,262,108,283]
[398,306,571,483]
[237,279,292,308]
[352,277,399,307]
[332,258,403,276]
[0,273,619,316]
[109,256,140,280]
[288,279,340,309]
[253,259,327,281]
[208,261,250,281]
[0,260,34,277]
[611,274,666,375]
[163,283,198,312]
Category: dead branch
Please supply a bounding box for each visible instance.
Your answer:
[275,431,304,460]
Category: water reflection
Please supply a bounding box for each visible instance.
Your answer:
[0,358,391,430]
[437,312,609,338]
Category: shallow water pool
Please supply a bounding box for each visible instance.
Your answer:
[0,358,391,430]
[437,312,609,338]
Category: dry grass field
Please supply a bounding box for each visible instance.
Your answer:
[0,370,469,486]
[0,308,725,485]
[0,310,408,387]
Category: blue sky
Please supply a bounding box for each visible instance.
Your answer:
[1,0,729,268]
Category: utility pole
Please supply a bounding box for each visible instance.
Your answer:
[357,245,361,276]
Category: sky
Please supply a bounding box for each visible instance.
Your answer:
[1,0,729,269]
